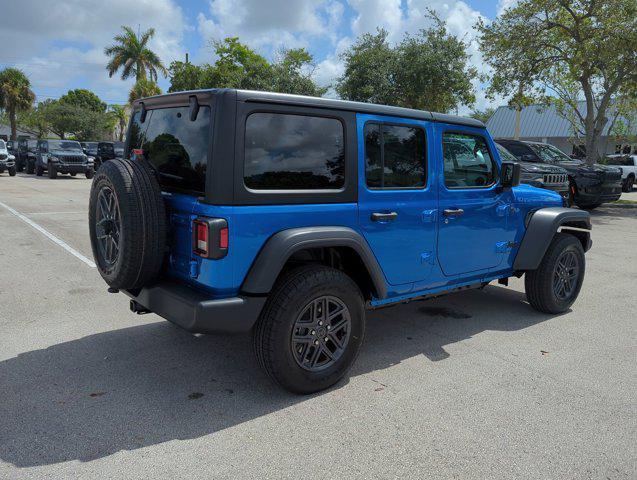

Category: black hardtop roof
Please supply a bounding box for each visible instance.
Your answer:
[134,88,485,129]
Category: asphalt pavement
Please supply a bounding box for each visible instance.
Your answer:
[0,173,635,479]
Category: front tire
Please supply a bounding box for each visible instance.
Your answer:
[35,164,43,176]
[26,161,34,174]
[579,203,600,210]
[623,175,634,192]
[48,163,57,179]
[525,233,585,314]
[85,168,94,179]
[253,265,365,394]
[8,167,16,176]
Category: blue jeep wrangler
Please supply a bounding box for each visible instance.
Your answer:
[88,89,592,393]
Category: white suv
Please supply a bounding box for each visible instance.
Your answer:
[0,140,17,176]
[605,154,637,192]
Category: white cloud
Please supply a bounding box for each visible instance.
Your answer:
[0,0,187,103]
[196,0,344,59]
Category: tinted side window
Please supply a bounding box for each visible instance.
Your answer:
[443,133,497,188]
[499,142,534,160]
[244,113,345,190]
[141,106,210,195]
[364,123,426,189]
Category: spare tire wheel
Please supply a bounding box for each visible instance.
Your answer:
[89,158,167,290]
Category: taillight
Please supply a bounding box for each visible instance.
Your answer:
[193,218,228,259]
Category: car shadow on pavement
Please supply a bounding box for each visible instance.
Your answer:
[0,285,555,467]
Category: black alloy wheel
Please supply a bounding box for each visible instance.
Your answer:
[291,295,352,372]
[95,186,121,269]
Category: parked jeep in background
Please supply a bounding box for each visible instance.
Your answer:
[35,139,95,179]
[0,139,17,176]
[495,143,569,202]
[603,154,636,192]
[24,139,39,174]
[89,89,592,393]
[94,141,124,169]
[81,141,99,158]
[15,138,33,172]
[496,139,622,209]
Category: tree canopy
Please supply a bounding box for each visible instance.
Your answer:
[477,0,637,164]
[168,37,326,97]
[0,68,35,140]
[336,17,477,113]
[105,26,168,82]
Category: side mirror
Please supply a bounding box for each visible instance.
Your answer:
[501,161,521,189]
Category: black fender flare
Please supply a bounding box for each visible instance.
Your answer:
[240,226,388,299]
[513,207,592,271]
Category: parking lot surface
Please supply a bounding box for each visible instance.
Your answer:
[1,173,635,479]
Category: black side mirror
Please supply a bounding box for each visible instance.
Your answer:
[501,161,521,189]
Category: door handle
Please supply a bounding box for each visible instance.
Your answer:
[371,212,398,222]
[443,208,464,217]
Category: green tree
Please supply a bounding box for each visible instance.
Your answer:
[59,89,107,113]
[477,0,637,164]
[337,17,477,113]
[17,100,52,138]
[336,29,396,106]
[105,26,168,82]
[0,68,35,140]
[129,79,162,104]
[167,38,326,96]
[168,61,207,92]
[470,107,496,124]
[109,105,128,141]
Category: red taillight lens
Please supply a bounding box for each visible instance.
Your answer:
[193,218,228,259]
[219,227,228,249]
[194,220,209,256]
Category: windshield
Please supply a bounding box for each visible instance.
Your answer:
[528,143,574,163]
[49,140,83,152]
[496,143,517,162]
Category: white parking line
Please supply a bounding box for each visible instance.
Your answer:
[0,200,96,268]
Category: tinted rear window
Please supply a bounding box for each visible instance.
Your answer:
[244,113,345,190]
[129,106,210,195]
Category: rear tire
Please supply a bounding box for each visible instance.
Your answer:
[623,175,634,192]
[253,265,365,394]
[48,163,57,179]
[88,158,166,290]
[26,161,34,174]
[8,167,16,177]
[525,233,585,314]
[85,168,94,179]
[35,164,43,176]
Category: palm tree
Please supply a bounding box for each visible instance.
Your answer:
[109,104,128,141]
[105,26,168,82]
[0,68,35,140]
[128,79,162,105]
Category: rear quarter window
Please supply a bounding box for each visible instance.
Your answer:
[129,106,211,195]
[244,112,345,190]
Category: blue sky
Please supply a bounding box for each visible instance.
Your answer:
[0,0,513,112]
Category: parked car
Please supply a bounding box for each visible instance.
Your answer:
[94,141,124,169]
[24,140,39,174]
[0,139,16,176]
[81,142,99,157]
[6,140,17,157]
[89,89,592,393]
[15,138,34,172]
[495,143,569,202]
[496,139,622,209]
[35,139,94,179]
[603,154,636,192]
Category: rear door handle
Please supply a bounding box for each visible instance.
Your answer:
[443,208,464,217]
[371,212,398,222]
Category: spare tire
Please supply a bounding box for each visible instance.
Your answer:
[89,158,166,290]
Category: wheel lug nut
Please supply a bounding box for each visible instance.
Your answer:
[314,340,319,345]
[311,330,316,335]
[324,337,329,342]
[318,321,323,326]
[327,325,331,330]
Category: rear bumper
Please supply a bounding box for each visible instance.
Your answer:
[123,280,266,334]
